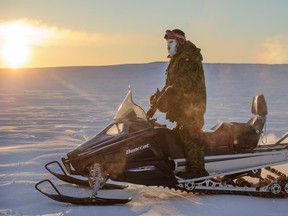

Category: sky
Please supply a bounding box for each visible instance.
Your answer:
[0,0,288,68]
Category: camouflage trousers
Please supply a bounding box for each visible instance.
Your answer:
[178,117,205,172]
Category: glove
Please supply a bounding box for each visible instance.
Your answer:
[147,88,162,119]
[149,88,161,106]
[156,86,175,113]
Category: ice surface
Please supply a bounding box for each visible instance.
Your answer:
[1,62,288,215]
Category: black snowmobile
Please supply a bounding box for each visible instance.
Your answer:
[35,89,288,205]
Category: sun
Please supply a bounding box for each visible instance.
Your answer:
[1,40,31,68]
[0,21,32,68]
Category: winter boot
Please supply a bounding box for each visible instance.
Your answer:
[177,167,208,179]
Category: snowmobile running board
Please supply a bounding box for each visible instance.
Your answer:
[35,179,132,205]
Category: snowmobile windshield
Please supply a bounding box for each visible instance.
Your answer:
[114,88,147,122]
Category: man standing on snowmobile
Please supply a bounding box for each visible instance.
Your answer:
[149,29,208,179]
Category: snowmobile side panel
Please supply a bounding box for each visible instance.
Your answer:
[174,148,288,183]
[123,160,178,187]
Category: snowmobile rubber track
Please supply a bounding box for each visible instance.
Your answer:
[172,183,288,198]
[45,161,128,189]
[35,179,132,205]
[174,166,288,198]
[190,188,288,198]
[188,183,288,198]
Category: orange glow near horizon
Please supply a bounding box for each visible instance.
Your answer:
[1,18,287,68]
[0,19,161,68]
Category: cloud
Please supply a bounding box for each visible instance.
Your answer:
[48,27,135,47]
[0,19,56,47]
[257,35,288,64]
[0,19,143,49]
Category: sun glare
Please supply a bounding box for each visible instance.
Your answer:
[1,40,31,68]
[0,21,34,68]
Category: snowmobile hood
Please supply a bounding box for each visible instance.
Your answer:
[65,89,153,163]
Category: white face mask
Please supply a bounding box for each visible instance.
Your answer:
[166,39,178,57]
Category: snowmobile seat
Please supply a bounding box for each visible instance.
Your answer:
[203,122,234,155]
[204,94,268,155]
[231,94,267,152]
[247,94,267,131]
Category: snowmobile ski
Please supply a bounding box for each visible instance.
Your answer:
[45,161,128,190]
[35,179,132,205]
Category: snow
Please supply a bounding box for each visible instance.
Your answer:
[1,63,288,215]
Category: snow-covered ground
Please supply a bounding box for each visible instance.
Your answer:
[1,63,288,215]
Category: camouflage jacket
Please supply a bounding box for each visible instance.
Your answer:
[165,40,206,124]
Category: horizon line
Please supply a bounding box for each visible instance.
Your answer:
[1,61,288,70]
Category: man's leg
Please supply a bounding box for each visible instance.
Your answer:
[177,118,208,179]
[184,135,208,176]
